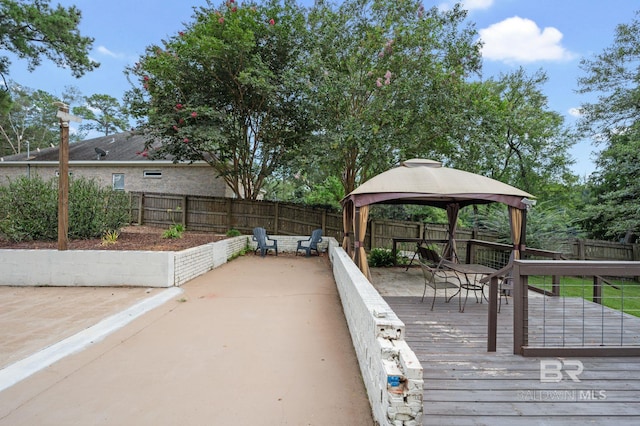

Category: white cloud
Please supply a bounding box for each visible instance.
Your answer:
[568,107,582,118]
[463,0,494,10]
[439,0,494,11]
[479,16,576,63]
[96,45,122,58]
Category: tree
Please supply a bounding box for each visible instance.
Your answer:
[0,0,99,111]
[578,129,640,241]
[450,68,578,197]
[0,82,85,155]
[72,94,129,136]
[303,0,482,195]
[576,11,640,240]
[125,0,312,199]
[0,81,58,155]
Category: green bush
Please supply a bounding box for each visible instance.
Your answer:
[0,176,58,241]
[226,228,241,237]
[162,223,185,239]
[68,177,130,239]
[0,175,130,242]
[368,247,398,267]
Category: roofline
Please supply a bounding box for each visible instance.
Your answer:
[0,160,211,167]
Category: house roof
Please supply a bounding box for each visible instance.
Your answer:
[1,132,169,162]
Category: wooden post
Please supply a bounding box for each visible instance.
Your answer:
[54,103,81,251]
[593,276,602,305]
[578,239,586,260]
[487,276,498,352]
[181,195,187,227]
[512,261,527,355]
[273,202,279,234]
[137,193,144,225]
[226,198,233,231]
[370,220,376,250]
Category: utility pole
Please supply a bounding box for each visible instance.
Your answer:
[54,102,81,251]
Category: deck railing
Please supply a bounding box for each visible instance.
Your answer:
[508,260,640,357]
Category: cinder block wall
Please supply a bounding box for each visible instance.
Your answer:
[329,243,424,426]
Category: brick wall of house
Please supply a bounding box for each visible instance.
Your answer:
[0,161,232,197]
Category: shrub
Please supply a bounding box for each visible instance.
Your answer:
[101,229,120,246]
[0,175,129,242]
[69,177,130,239]
[368,247,398,267]
[163,223,185,239]
[226,228,241,237]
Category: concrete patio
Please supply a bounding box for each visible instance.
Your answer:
[0,255,374,425]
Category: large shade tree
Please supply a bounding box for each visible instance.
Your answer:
[576,10,640,241]
[449,68,577,196]
[72,94,130,136]
[302,0,482,195]
[0,82,83,156]
[125,0,312,199]
[0,0,98,112]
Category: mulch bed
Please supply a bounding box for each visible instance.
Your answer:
[0,226,228,251]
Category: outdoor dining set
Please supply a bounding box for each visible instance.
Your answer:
[408,244,512,313]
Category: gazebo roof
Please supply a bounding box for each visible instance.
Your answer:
[342,159,535,210]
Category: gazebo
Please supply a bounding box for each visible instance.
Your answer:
[340,159,536,280]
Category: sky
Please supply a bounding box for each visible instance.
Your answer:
[5,0,639,177]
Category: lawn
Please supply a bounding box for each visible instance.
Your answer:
[529,275,640,318]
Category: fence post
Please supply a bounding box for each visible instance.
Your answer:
[512,261,528,355]
[487,276,498,352]
[321,210,327,234]
[371,220,379,249]
[274,202,279,234]
[181,196,187,227]
[578,239,586,260]
[137,193,144,225]
[593,276,602,304]
[226,198,233,231]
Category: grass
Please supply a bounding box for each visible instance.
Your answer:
[529,275,640,318]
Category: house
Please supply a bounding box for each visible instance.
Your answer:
[0,132,233,197]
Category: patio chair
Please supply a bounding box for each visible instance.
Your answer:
[252,227,278,257]
[296,229,323,257]
[418,247,463,311]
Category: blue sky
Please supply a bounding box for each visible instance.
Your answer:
[6,0,639,177]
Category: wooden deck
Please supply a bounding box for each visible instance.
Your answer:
[382,292,640,425]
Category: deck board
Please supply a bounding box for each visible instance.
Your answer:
[382,295,640,425]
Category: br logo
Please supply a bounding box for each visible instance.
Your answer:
[540,359,584,383]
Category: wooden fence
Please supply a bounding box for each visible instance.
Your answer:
[129,192,639,261]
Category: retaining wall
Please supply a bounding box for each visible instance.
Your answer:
[0,236,250,288]
[329,242,424,425]
[0,235,330,287]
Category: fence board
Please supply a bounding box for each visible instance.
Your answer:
[128,192,637,261]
